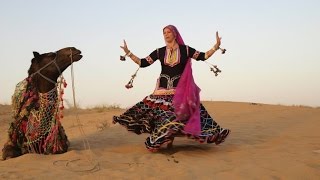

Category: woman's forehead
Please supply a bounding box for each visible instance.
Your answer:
[163,27,173,33]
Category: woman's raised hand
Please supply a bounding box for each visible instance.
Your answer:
[120,40,130,54]
[214,31,222,50]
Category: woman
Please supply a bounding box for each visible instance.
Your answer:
[113,25,230,152]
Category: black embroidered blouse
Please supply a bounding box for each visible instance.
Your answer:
[140,45,206,89]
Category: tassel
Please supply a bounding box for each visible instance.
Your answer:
[63,80,67,88]
[210,65,222,76]
[125,67,140,89]
[43,124,61,153]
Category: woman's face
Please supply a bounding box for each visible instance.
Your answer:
[163,27,176,44]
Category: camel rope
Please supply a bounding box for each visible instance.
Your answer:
[53,50,100,172]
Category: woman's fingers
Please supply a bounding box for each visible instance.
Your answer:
[123,40,127,48]
[120,39,128,51]
[216,31,222,45]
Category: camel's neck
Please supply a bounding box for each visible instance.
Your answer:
[38,79,56,93]
[31,74,57,93]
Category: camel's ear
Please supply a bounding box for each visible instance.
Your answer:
[33,51,40,58]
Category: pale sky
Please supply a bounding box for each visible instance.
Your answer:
[1,0,319,108]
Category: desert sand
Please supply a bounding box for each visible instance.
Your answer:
[0,102,319,179]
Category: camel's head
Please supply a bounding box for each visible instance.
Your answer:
[28,47,83,92]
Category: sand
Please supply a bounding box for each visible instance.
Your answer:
[0,102,319,179]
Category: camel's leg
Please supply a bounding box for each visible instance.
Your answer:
[2,142,22,160]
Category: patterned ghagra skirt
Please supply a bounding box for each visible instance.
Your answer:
[113,94,230,151]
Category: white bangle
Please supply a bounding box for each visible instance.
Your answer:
[127,52,132,57]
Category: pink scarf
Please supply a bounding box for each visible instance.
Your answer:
[164,25,201,135]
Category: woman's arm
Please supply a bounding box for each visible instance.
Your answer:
[127,52,142,66]
[188,31,222,61]
[120,40,158,67]
[204,31,221,60]
[120,40,141,65]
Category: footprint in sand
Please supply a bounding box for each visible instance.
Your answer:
[166,155,179,163]
[312,150,320,154]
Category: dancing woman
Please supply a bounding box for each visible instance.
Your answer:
[113,25,230,151]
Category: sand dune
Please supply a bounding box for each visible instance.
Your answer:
[0,102,319,179]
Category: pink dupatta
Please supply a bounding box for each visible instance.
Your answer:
[164,25,201,135]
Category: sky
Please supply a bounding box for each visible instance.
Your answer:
[0,0,319,108]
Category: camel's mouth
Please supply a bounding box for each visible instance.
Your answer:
[72,50,82,62]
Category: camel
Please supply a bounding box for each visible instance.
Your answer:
[2,47,82,160]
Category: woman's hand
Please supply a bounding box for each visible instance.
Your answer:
[214,31,222,50]
[120,40,130,54]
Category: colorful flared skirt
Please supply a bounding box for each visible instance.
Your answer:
[113,94,230,151]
